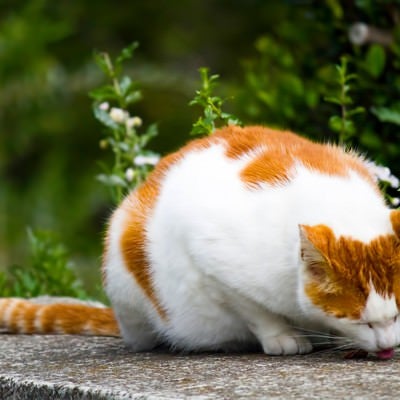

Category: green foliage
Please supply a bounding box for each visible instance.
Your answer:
[0,229,88,298]
[364,44,386,78]
[325,57,365,144]
[90,43,159,204]
[371,106,400,126]
[190,68,241,136]
[241,35,320,128]
[3,1,400,297]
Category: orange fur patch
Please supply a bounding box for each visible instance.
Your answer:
[116,137,212,319]
[40,303,119,335]
[0,299,119,336]
[390,209,400,238]
[6,299,37,333]
[302,225,400,318]
[215,125,377,189]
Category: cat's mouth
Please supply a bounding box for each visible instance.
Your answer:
[345,348,395,360]
[376,348,395,360]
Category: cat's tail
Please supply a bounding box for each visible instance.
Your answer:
[0,297,120,336]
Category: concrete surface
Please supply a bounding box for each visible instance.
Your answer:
[0,334,399,399]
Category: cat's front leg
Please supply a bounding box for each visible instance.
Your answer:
[249,314,312,355]
[255,326,313,355]
[233,296,312,355]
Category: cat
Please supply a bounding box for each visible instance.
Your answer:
[2,125,400,359]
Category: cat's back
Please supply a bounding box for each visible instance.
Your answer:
[143,125,380,217]
[119,124,378,206]
[109,125,384,274]
[156,124,376,190]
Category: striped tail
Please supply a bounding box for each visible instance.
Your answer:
[0,297,120,336]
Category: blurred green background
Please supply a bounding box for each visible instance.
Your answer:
[2,0,400,295]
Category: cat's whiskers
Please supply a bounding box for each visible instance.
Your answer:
[312,341,355,355]
[291,325,348,341]
[288,326,358,352]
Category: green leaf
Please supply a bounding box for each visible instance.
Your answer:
[93,106,119,130]
[119,76,133,96]
[344,73,357,82]
[326,0,343,19]
[347,106,365,117]
[96,174,128,188]
[126,90,142,104]
[343,119,355,135]
[371,106,400,125]
[324,95,342,105]
[89,85,118,101]
[93,51,112,76]
[329,115,343,133]
[365,44,386,78]
[140,123,158,147]
[257,90,273,106]
[116,42,139,66]
[190,118,210,136]
[117,142,130,152]
[329,117,355,137]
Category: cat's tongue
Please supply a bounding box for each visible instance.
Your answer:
[376,348,395,360]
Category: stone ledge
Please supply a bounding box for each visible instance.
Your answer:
[0,334,398,399]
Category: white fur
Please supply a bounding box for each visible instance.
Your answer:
[104,202,160,350]
[362,284,398,323]
[357,285,399,351]
[324,285,400,352]
[104,140,399,354]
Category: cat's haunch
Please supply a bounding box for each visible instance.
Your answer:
[3,126,400,359]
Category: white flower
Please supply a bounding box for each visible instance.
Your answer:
[349,23,369,45]
[388,175,400,189]
[126,116,143,129]
[366,162,400,188]
[134,154,160,166]
[99,102,110,111]
[391,197,400,207]
[125,168,135,182]
[109,107,128,124]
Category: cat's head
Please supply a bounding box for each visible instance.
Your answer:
[298,210,400,353]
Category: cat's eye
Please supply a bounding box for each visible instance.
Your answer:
[367,322,373,329]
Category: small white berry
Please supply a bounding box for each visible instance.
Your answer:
[99,139,108,149]
[134,154,160,166]
[388,175,400,189]
[109,107,128,124]
[391,197,400,207]
[126,116,143,129]
[125,168,135,182]
[99,102,110,111]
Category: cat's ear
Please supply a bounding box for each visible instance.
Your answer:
[299,224,331,283]
[390,209,400,238]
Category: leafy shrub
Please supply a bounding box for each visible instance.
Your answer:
[90,43,160,204]
[0,229,87,298]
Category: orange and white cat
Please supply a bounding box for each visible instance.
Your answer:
[2,125,400,359]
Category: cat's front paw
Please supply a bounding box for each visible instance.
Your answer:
[261,333,312,355]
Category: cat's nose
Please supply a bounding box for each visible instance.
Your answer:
[376,324,396,350]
